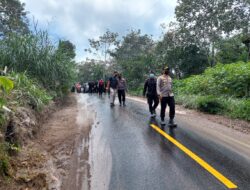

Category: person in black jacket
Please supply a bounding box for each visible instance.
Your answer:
[143,71,159,117]
[106,71,119,107]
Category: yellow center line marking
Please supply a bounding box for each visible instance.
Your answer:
[150,124,238,189]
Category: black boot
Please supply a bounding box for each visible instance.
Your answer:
[169,119,177,128]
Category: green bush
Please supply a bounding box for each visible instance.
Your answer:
[129,85,144,96]
[175,94,200,109]
[0,76,14,125]
[175,94,250,120]
[175,61,250,98]
[226,98,250,121]
[10,72,52,110]
[197,96,225,114]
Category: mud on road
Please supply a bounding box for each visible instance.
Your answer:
[38,95,93,190]
[39,94,94,190]
[5,94,93,190]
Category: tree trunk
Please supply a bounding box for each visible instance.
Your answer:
[247,43,250,63]
[211,41,215,67]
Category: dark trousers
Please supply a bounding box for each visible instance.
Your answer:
[147,95,159,114]
[160,96,175,121]
[99,86,104,96]
[89,86,93,94]
[118,89,126,104]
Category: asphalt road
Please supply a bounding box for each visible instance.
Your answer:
[77,94,250,190]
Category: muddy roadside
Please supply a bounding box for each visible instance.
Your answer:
[0,94,92,190]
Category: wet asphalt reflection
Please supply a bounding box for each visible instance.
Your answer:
[78,94,250,190]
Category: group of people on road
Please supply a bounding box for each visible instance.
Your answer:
[88,80,105,95]
[74,66,176,126]
[104,67,176,126]
[106,71,127,107]
[143,66,176,126]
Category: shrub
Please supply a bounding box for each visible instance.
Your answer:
[175,61,250,98]
[173,62,250,120]
[226,98,250,121]
[175,94,200,109]
[197,96,225,114]
[0,76,14,125]
[10,72,52,110]
[129,85,144,96]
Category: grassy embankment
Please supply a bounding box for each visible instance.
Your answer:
[0,32,76,178]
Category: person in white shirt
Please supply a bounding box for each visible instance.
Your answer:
[157,66,176,126]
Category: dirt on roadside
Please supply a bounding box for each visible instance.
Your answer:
[0,94,92,190]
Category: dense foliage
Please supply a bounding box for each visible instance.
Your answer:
[174,62,250,98]
[10,72,52,110]
[174,62,250,120]
[0,0,29,36]
[78,61,107,83]
[0,32,76,95]
[0,76,14,124]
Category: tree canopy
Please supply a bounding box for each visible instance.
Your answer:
[0,0,29,36]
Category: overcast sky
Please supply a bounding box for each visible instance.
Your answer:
[20,0,177,62]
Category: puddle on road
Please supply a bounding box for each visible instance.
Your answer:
[74,94,112,190]
[89,119,112,190]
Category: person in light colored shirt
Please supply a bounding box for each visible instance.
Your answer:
[157,66,176,126]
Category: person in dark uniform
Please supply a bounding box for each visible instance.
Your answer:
[143,71,159,117]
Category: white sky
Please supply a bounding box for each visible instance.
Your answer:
[20,0,177,62]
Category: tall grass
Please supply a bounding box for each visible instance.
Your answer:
[0,31,76,96]
[10,72,52,110]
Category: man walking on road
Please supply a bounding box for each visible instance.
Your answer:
[117,73,127,106]
[107,71,119,107]
[157,67,176,126]
[143,71,159,117]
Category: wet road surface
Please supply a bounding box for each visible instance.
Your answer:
[77,94,250,190]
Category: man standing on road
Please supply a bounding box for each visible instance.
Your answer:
[143,71,159,117]
[157,67,176,126]
[107,71,119,107]
[117,73,127,106]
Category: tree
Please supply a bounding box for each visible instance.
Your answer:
[0,0,29,36]
[216,35,248,63]
[112,30,155,89]
[86,29,119,64]
[175,0,250,66]
[78,60,106,83]
[114,29,154,60]
[242,34,250,62]
[58,40,76,59]
[178,45,209,76]
[154,23,208,77]
[154,25,182,71]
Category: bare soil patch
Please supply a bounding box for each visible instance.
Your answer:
[0,94,91,190]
